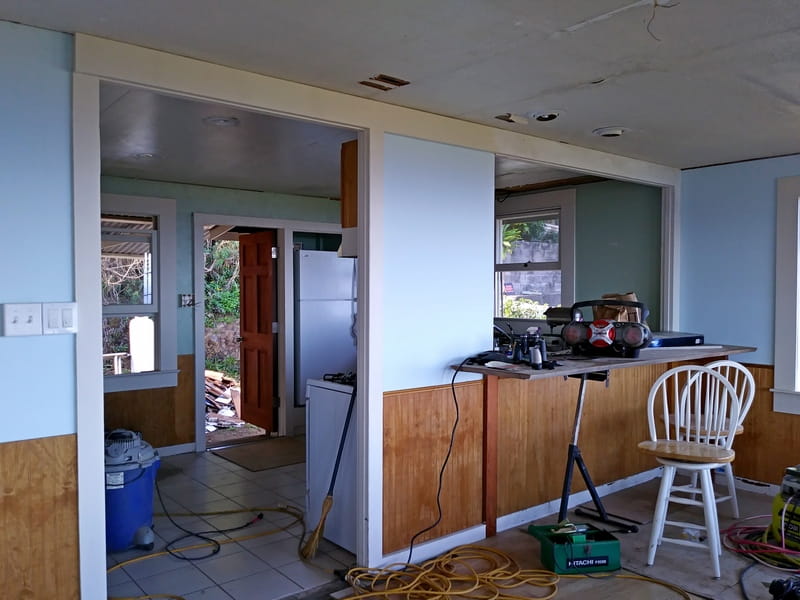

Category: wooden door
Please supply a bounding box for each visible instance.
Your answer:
[239,230,276,431]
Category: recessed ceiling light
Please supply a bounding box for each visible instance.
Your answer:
[529,111,561,122]
[202,115,240,127]
[592,126,628,137]
[135,152,156,160]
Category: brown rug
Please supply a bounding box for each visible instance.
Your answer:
[212,436,305,471]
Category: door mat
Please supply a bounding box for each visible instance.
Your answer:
[212,436,305,472]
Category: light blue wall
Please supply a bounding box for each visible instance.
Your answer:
[382,134,494,391]
[102,176,340,354]
[681,154,800,364]
[575,180,662,328]
[0,22,75,442]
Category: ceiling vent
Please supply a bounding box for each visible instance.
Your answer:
[359,74,410,92]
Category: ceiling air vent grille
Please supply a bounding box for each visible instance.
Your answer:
[359,73,410,92]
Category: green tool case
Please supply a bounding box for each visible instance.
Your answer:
[527,523,620,574]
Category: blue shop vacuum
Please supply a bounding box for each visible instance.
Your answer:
[104,429,160,552]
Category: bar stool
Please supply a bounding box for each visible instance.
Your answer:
[637,365,740,579]
[705,360,755,518]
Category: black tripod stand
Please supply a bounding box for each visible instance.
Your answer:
[557,371,639,533]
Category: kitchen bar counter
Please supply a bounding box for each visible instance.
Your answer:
[456,344,756,536]
[458,344,756,381]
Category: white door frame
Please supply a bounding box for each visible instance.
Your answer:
[192,214,345,451]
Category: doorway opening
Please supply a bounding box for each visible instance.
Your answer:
[203,225,277,448]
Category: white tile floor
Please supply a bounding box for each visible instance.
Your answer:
[106,450,355,600]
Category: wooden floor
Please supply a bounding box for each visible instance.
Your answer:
[473,477,780,600]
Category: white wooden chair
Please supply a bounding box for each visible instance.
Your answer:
[638,365,740,579]
[700,360,755,518]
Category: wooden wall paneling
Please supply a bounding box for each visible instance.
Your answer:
[383,381,483,554]
[0,434,78,598]
[104,354,195,447]
[730,364,800,485]
[497,364,667,516]
[483,375,498,536]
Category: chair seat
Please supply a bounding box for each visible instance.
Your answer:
[637,439,735,463]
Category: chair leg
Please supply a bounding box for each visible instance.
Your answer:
[724,463,739,519]
[648,465,675,567]
[689,471,699,501]
[699,468,721,578]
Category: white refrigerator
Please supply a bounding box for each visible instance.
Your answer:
[293,249,357,406]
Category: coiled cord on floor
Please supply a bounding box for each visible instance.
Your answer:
[342,544,691,600]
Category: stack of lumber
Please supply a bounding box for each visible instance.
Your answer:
[205,370,243,430]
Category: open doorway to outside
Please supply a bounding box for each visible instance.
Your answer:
[203,225,348,448]
[203,225,278,448]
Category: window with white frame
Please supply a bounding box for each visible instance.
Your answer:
[101,195,177,392]
[495,189,575,319]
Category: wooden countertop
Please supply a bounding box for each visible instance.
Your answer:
[456,344,756,380]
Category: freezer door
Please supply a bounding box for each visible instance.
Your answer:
[295,250,356,301]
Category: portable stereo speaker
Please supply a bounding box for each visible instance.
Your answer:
[562,299,652,358]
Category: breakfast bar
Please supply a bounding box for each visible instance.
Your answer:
[456,344,756,536]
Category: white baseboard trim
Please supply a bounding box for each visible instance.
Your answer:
[378,524,486,567]
[496,467,663,532]
[156,442,196,457]
[735,476,779,496]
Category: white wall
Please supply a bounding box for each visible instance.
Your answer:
[0,21,76,442]
[382,134,494,391]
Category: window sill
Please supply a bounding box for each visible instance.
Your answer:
[771,388,800,415]
[104,370,179,393]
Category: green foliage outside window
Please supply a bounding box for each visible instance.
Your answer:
[503,297,548,319]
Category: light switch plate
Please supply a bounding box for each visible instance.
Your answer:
[42,302,77,334]
[1,303,43,336]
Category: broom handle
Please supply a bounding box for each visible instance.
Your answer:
[326,384,357,496]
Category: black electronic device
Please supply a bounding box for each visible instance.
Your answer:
[562,299,652,358]
[648,331,705,347]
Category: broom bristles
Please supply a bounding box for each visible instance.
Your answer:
[301,495,334,559]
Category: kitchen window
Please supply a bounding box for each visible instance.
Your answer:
[102,195,177,392]
[495,189,575,319]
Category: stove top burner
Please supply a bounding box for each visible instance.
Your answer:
[323,371,356,386]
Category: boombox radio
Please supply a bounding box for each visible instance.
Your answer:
[562,299,652,358]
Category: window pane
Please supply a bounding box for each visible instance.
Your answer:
[102,215,155,305]
[103,315,156,374]
[499,270,561,318]
[499,215,559,264]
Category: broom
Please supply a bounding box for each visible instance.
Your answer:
[301,383,357,559]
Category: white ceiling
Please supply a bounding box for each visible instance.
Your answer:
[4,0,800,196]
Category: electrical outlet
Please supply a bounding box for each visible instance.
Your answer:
[1,303,43,336]
[179,294,195,307]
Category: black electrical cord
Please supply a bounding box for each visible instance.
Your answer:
[154,478,266,561]
[739,560,758,600]
[404,356,469,565]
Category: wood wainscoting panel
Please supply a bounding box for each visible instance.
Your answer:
[730,364,800,485]
[497,363,667,516]
[0,434,78,598]
[105,354,195,448]
[383,381,483,554]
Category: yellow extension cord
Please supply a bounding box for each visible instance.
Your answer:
[342,544,692,600]
[108,510,691,600]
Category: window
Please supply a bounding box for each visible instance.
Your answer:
[495,189,575,319]
[102,195,177,392]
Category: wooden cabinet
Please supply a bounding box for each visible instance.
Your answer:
[340,140,358,228]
